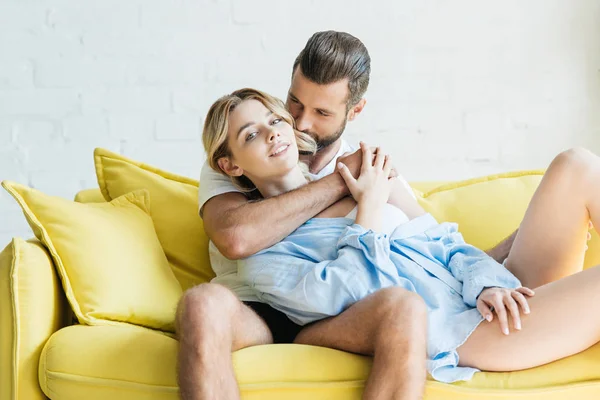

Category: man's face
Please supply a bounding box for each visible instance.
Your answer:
[286,67,349,151]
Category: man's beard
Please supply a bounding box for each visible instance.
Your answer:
[304,119,347,152]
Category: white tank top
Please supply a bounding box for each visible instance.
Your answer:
[344,203,410,235]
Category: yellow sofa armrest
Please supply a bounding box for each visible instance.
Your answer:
[0,238,70,400]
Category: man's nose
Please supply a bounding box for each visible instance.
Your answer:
[295,114,312,133]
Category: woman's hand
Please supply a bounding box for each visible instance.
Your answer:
[338,142,392,207]
[476,287,535,335]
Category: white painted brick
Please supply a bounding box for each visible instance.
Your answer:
[172,87,216,114]
[0,212,33,242]
[0,189,23,214]
[82,31,164,58]
[82,31,208,60]
[155,114,202,141]
[125,60,205,86]
[0,4,47,31]
[82,88,171,114]
[25,139,120,173]
[140,1,229,30]
[35,60,129,88]
[1,0,600,243]
[109,116,155,141]
[29,170,91,200]
[121,140,204,179]
[0,61,34,89]
[63,116,109,142]
[47,3,139,33]
[231,0,277,25]
[464,110,506,162]
[0,146,28,183]
[0,120,13,146]
[0,31,83,59]
[13,120,60,148]
[0,90,81,117]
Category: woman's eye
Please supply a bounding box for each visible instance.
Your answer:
[272,118,282,125]
[246,132,258,141]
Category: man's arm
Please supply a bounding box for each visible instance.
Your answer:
[203,172,348,260]
[485,229,518,263]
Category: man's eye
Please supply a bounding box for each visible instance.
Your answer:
[318,111,328,117]
[246,132,258,141]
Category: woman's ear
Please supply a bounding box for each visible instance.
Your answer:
[217,157,244,177]
[347,98,366,121]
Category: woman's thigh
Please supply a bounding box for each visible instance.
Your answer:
[457,265,600,372]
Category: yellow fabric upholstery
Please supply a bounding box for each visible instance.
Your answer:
[4,167,600,400]
[94,148,213,291]
[40,324,600,400]
[414,171,600,269]
[0,238,69,400]
[1,182,182,332]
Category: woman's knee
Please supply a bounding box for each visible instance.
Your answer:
[176,283,239,335]
[551,147,598,177]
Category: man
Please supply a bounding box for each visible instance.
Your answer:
[176,31,515,400]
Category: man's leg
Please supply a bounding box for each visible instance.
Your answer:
[176,283,272,400]
[505,147,600,288]
[294,287,428,400]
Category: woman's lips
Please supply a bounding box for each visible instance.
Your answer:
[270,144,290,157]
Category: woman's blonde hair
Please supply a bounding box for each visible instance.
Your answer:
[202,88,317,197]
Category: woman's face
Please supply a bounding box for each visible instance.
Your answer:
[221,99,299,182]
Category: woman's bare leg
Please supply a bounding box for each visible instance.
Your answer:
[504,147,600,289]
[458,264,600,371]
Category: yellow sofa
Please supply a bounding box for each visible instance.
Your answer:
[2,162,600,400]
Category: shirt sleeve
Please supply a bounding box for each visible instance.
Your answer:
[198,162,242,217]
[238,224,397,325]
[440,227,522,307]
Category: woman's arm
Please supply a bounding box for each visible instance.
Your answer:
[387,178,428,220]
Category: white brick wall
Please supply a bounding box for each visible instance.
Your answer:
[1,0,599,246]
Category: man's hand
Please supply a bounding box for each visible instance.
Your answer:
[336,142,398,180]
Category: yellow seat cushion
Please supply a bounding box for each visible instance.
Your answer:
[40,325,600,400]
[94,148,213,291]
[1,182,182,332]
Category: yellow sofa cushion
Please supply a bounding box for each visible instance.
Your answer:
[1,181,182,332]
[0,238,68,400]
[40,324,600,400]
[415,171,600,269]
[94,148,213,291]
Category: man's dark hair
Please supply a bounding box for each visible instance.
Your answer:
[293,31,371,109]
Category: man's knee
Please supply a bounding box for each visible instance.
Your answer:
[372,288,427,339]
[176,283,239,337]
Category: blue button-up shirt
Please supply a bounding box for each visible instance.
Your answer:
[238,213,521,383]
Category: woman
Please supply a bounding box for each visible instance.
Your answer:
[202,88,598,383]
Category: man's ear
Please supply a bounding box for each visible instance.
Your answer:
[347,98,366,121]
[217,157,244,177]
